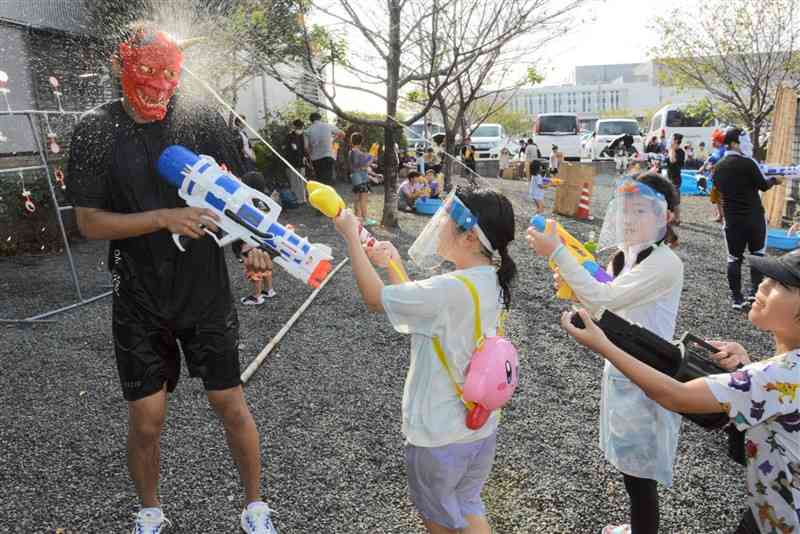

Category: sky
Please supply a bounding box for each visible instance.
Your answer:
[320,0,696,114]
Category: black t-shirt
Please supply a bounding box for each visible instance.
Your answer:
[666,148,685,182]
[712,153,777,220]
[67,98,244,326]
[284,131,306,167]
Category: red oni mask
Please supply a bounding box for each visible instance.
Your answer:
[118,31,183,122]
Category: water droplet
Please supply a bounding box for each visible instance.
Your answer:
[40,245,45,250]
[40,226,46,233]
[6,235,11,241]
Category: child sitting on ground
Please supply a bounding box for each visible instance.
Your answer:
[563,250,800,534]
[423,169,442,199]
[397,171,425,212]
[528,159,545,214]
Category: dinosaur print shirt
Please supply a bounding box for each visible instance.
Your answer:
[704,349,800,534]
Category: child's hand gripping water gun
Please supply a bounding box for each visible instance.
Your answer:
[307,181,407,282]
[157,145,333,288]
[530,215,612,300]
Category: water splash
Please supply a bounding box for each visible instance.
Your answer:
[181,65,307,184]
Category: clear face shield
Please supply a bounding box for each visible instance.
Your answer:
[597,179,669,252]
[408,191,495,270]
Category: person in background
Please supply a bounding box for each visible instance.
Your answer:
[232,171,278,305]
[666,133,685,224]
[349,132,377,226]
[234,115,257,174]
[548,145,561,177]
[697,141,708,162]
[657,133,668,154]
[398,170,425,212]
[498,147,512,179]
[713,128,782,310]
[525,138,541,181]
[461,137,477,177]
[645,136,660,154]
[305,111,344,185]
[518,138,527,159]
[700,129,727,223]
[283,119,308,205]
[423,147,440,174]
[528,159,545,214]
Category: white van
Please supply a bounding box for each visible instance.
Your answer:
[532,113,581,161]
[647,105,722,149]
[589,118,644,160]
[469,123,505,160]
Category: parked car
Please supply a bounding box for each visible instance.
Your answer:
[532,113,581,161]
[647,105,722,150]
[588,118,644,160]
[469,123,506,160]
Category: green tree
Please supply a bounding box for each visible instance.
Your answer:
[265,0,585,227]
[651,0,800,158]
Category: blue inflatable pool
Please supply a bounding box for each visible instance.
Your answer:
[415,197,443,215]
[767,228,800,251]
[679,170,713,196]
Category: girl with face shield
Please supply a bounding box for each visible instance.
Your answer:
[527,173,682,534]
[333,187,517,534]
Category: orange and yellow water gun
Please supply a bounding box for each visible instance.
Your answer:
[530,215,612,300]
[307,181,407,281]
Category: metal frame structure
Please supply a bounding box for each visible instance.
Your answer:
[0,107,111,323]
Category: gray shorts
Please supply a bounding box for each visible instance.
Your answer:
[405,431,497,530]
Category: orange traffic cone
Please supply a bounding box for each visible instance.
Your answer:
[575,182,592,220]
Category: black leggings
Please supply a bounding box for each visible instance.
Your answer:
[724,214,767,299]
[623,474,659,534]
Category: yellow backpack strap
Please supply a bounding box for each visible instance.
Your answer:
[453,275,484,348]
[497,309,508,337]
[432,336,475,410]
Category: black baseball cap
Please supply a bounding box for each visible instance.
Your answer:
[749,250,800,289]
[724,127,744,146]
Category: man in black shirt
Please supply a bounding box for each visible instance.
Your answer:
[66,27,279,533]
[283,119,308,204]
[666,133,685,223]
[712,128,781,309]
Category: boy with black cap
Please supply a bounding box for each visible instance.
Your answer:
[562,249,800,534]
[712,128,782,309]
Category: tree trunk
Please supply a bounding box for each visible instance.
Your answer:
[443,131,457,192]
[381,0,402,228]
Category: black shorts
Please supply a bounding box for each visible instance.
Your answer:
[724,214,767,262]
[352,182,371,194]
[112,295,241,401]
[312,157,336,185]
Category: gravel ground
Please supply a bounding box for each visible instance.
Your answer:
[0,173,779,533]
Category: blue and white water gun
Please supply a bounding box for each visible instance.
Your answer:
[157,145,333,288]
[759,164,800,179]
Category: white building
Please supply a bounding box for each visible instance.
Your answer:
[235,62,324,132]
[508,62,708,130]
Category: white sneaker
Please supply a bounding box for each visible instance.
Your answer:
[131,508,172,534]
[601,525,631,534]
[262,289,277,299]
[241,295,265,306]
[241,502,278,533]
